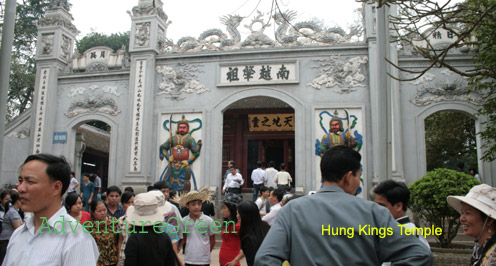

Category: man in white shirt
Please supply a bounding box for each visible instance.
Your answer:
[262,188,284,226]
[251,161,267,201]
[373,180,430,250]
[93,174,102,199]
[274,163,292,193]
[4,154,99,266]
[255,186,271,216]
[223,167,244,195]
[264,161,278,189]
[67,172,79,194]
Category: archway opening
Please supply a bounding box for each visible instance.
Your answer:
[222,96,295,191]
[75,120,111,192]
[424,110,477,172]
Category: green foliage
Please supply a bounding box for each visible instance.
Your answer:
[409,168,481,248]
[425,111,477,171]
[376,0,496,161]
[467,0,496,161]
[75,32,130,54]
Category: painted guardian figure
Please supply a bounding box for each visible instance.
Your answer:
[159,115,202,193]
[318,116,357,157]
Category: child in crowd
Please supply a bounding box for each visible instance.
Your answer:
[254,186,271,217]
[219,193,243,266]
[179,188,220,266]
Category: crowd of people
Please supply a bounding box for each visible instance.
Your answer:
[0,146,493,265]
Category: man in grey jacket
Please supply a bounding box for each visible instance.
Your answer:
[254,146,433,265]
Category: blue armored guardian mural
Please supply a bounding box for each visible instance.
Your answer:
[159,115,202,193]
[315,110,363,157]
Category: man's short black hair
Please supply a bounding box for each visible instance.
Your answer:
[106,186,122,196]
[280,163,286,170]
[373,180,409,211]
[23,154,71,196]
[124,186,134,193]
[269,161,275,167]
[153,181,169,190]
[146,185,154,192]
[257,160,263,167]
[320,146,361,183]
[121,191,135,204]
[260,186,270,194]
[272,188,284,202]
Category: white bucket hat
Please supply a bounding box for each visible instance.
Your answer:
[447,184,496,219]
[126,191,172,226]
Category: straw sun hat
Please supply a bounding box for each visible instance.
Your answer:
[179,188,211,206]
[126,191,172,226]
[447,184,496,219]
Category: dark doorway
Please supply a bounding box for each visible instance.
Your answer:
[222,97,295,191]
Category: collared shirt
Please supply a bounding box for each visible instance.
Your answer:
[395,216,430,248]
[254,185,433,266]
[264,167,278,189]
[223,173,244,191]
[2,207,99,266]
[107,204,125,219]
[262,202,282,226]
[181,214,219,265]
[251,168,267,185]
[382,216,431,266]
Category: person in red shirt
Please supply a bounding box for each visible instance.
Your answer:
[65,193,91,223]
[220,193,243,266]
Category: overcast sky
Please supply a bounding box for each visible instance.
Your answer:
[71,0,362,42]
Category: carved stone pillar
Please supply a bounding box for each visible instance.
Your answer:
[129,0,170,53]
[74,132,86,185]
[123,0,169,185]
[32,4,78,154]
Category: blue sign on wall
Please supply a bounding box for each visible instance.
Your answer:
[53,132,67,143]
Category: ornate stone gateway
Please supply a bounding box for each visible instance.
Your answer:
[1,0,494,194]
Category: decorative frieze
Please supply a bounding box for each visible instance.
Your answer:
[65,98,120,118]
[66,85,121,98]
[307,56,368,91]
[41,33,55,56]
[135,22,151,47]
[156,64,208,100]
[411,79,483,106]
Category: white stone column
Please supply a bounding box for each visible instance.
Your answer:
[32,5,78,154]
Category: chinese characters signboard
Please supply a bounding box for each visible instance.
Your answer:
[414,28,458,48]
[33,68,50,153]
[248,114,295,132]
[218,62,298,86]
[130,60,146,173]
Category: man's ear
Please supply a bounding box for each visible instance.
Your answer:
[339,171,354,194]
[393,202,403,215]
[52,180,63,197]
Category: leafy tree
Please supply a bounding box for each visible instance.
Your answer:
[358,0,496,161]
[5,0,50,121]
[409,168,480,248]
[425,111,477,171]
[75,32,129,54]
